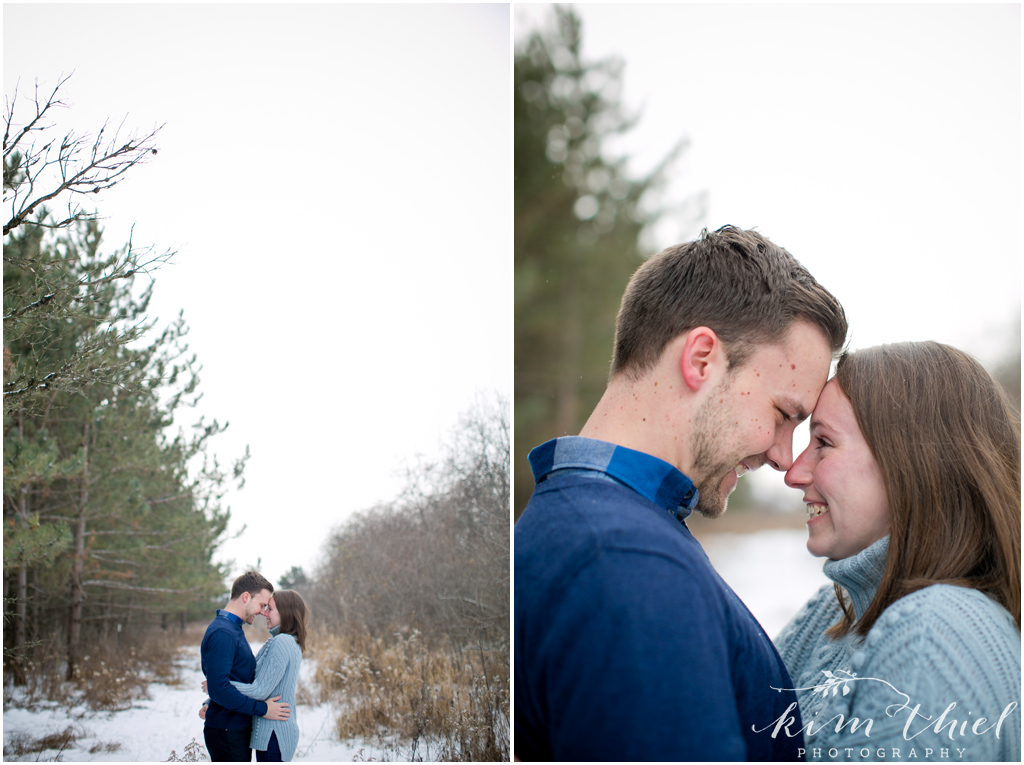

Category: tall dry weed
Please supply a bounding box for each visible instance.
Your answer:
[309,626,509,761]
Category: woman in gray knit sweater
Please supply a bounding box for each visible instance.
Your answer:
[775,343,1020,762]
[203,589,308,761]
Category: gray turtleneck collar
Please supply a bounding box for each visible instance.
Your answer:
[822,535,890,619]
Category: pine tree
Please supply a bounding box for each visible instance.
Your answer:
[3,77,242,682]
[514,7,699,517]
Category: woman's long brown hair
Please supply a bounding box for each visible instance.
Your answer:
[826,341,1021,639]
[273,589,308,652]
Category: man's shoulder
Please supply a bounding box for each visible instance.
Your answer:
[203,614,232,633]
[201,614,242,649]
[201,615,221,640]
[518,473,694,550]
[516,472,716,600]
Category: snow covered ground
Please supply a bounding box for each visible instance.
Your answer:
[3,642,383,762]
[3,530,826,762]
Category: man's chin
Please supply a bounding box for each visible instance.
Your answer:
[694,475,733,519]
[695,498,727,520]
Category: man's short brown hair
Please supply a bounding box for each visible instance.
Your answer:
[230,570,274,600]
[611,225,848,379]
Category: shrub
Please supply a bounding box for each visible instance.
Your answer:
[310,626,508,761]
[166,738,207,762]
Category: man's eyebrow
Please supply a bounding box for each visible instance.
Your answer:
[781,397,810,422]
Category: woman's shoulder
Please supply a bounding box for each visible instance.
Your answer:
[862,584,1020,676]
[266,631,302,656]
[886,584,1018,638]
[851,585,1020,720]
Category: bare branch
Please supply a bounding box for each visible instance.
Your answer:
[2,291,57,322]
[80,580,197,594]
[3,73,72,159]
[4,76,164,238]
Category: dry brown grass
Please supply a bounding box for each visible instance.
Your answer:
[309,626,509,761]
[3,622,207,713]
[2,725,78,758]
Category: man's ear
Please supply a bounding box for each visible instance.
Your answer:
[240,592,250,605]
[679,327,722,391]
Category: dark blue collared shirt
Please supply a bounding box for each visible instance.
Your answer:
[515,436,803,761]
[201,609,268,728]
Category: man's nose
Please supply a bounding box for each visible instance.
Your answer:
[764,435,794,472]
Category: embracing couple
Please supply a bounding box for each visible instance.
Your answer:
[199,571,309,762]
[514,226,1021,762]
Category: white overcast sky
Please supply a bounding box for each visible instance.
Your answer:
[5,4,511,585]
[5,3,1021,576]
[516,3,1021,505]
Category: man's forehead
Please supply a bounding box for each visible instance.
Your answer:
[743,349,830,408]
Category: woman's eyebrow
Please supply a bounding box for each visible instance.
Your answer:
[809,416,836,434]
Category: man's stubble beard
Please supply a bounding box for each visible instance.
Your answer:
[689,377,738,520]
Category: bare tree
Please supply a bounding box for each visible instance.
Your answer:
[4,73,163,236]
[308,393,510,647]
[3,75,173,414]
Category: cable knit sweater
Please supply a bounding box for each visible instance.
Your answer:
[775,537,1021,762]
[229,626,303,761]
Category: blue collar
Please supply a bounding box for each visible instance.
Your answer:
[528,436,699,522]
[216,608,244,627]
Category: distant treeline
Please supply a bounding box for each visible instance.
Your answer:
[298,394,510,761]
[303,394,509,650]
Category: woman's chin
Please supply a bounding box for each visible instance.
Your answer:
[806,534,831,559]
[806,543,828,558]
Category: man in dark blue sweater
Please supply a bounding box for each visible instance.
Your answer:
[201,571,290,761]
[515,226,849,760]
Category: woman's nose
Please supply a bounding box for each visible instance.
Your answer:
[785,447,813,489]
